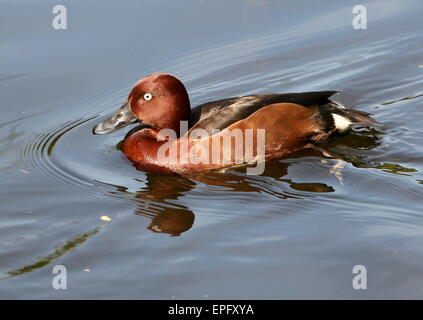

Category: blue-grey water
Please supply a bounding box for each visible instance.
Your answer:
[1,0,423,299]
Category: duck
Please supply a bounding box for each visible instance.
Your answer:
[92,73,376,174]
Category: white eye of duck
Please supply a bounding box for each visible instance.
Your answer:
[143,93,153,101]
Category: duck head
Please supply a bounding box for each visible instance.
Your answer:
[92,73,191,136]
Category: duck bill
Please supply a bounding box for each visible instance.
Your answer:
[92,102,137,135]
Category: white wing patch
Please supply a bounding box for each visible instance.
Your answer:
[332,113,352,132]
[330,100,346,109]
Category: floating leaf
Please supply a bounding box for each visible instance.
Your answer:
[100,215,112,222]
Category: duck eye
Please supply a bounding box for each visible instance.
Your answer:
[143,93,153,101]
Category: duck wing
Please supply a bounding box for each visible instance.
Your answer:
[189,91,338,135]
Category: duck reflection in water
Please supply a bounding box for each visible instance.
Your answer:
[134,174,196,236]
[127,127,381,236]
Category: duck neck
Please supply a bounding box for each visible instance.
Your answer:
[159,99,191,138]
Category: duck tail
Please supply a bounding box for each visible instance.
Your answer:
[340,108,377,125]
[326,101,377,132]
